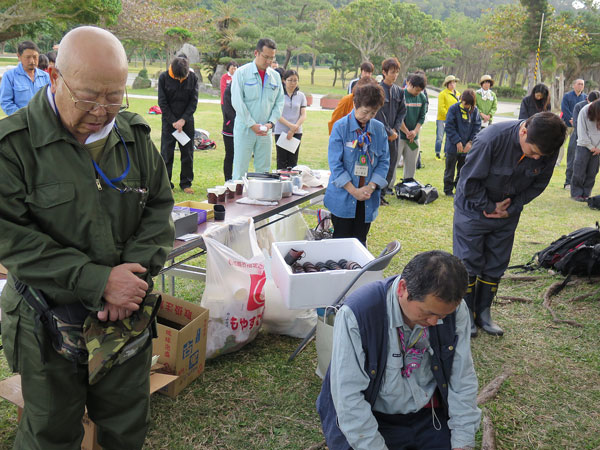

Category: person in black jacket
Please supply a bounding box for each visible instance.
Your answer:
[518,84,551,120]
[374,57,406,204]
[453,113,566,337]
[443,89,481,196]
[158,55,199,193]
[221,83,236,181]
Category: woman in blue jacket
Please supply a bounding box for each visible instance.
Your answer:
[443,89,481,196]
[324,82,389,247]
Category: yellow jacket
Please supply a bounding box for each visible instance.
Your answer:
[437,88,460,121]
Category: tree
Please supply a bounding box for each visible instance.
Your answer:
[386,3,446,77]
[328,0,395,62]
[543,9,589,108]
[228,0,331,69]
[0,0,121,41]
[165,27,192,64]
[438,13,488,85]
[110,0,209,69]
[520,0,550,90]
[481,4,529,88]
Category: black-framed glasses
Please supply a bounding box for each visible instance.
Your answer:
[58,71,129,114]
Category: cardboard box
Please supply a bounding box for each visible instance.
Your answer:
[175,200,215,220]
[271,238,383,309]
[153,292,209,398]
[0,371,178,450]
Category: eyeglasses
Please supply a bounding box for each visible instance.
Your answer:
[58,71,129,114]
[259,52,275,62]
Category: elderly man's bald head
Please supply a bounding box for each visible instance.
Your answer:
[50,26,129,144]
[56,26,127,82]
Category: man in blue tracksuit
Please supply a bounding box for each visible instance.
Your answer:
[230,38,284,179]
[317,251,481,450]
[453,112,567,337]
[0,41,50,115]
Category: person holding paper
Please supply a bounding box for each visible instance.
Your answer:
[158,55,199,194]
[274,69,307,169]
[230,38,284,179]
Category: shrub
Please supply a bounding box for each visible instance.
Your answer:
[132,73,151,89]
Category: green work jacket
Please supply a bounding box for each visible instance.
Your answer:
[0,88,174,315]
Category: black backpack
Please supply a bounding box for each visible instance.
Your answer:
[394,178,438,205]
[524,223,600,277]
[588,195,600,210]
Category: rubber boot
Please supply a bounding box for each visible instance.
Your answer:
[475,276,504,336]
[463,275,478,338]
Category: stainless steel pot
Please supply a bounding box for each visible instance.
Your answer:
[281,179,293,198]
[243,177,283,201]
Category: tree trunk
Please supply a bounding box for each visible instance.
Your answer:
[557,69,565,112]
[510,70,518,88]
[498,68,505,87]
[311,53,316,85]
[526,53,537,93]
[332,60,338,87]
[284,49,292,69]
[296,54,299,72]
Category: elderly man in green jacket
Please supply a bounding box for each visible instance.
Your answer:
[0,26,174,450]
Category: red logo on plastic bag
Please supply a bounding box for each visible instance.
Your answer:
[247,271,266,311]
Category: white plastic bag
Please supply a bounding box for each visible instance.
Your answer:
[315,306,337,379]
[255,206,309,255]
[262,278,316,339]
[255,209,317,337]
[201,218,266,359]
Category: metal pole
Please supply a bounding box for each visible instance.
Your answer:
[534,13,545,85]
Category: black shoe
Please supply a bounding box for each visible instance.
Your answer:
[444,192,454,197]
[435,153,441,160]
[380,196,389,206]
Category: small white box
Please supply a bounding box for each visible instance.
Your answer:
[271,238,383,309]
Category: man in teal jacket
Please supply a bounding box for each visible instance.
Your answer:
[231,38,284,179]
[0,26,174,450]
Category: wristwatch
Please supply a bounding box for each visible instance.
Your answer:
[267,121,274,129]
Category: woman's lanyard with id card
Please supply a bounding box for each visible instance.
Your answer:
[353,129,373,178]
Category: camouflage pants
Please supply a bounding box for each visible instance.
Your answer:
[11,300,152,450]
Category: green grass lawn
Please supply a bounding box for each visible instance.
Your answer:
[0,97,599,449]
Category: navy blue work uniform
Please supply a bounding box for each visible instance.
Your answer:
[453,120,558,336]
[453,120,557,278]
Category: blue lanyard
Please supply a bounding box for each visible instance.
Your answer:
[52,92,130,193]
[92,124,131,193]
